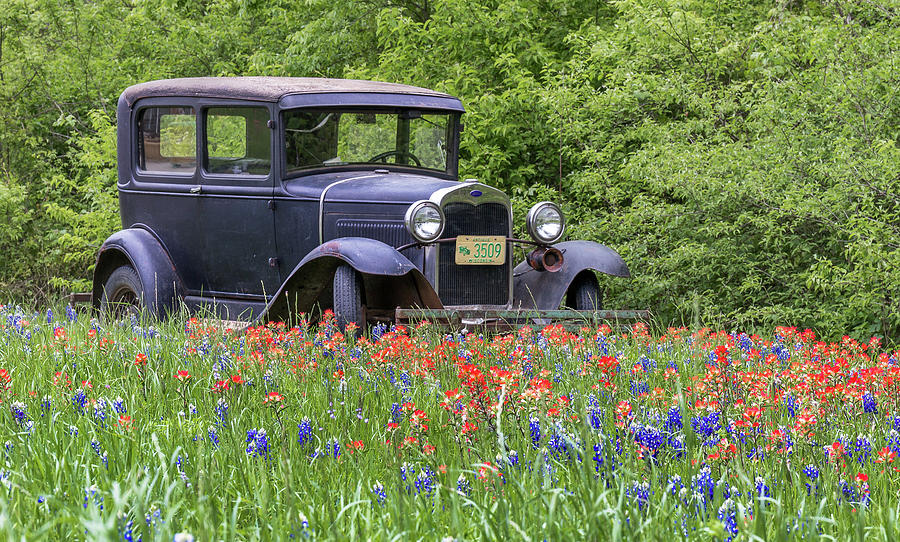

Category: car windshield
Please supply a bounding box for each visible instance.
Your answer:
[283,109,453,174]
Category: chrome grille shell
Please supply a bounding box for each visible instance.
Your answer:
[429,183,513,307]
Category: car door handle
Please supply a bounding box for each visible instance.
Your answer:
[190,186,202,194]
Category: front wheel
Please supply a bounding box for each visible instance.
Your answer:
[333,264,365,334]
[566,273,603,311]
[100,265,144,319]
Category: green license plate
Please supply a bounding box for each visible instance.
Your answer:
[454,235,506,265]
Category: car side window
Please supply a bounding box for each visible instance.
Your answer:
[205,107,271,176]
[137,107,196,174]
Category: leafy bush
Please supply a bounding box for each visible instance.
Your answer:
[0,0,897,340]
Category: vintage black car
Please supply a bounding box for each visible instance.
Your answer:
[93,77,634,328]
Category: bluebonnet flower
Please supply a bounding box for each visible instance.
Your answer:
[667,475,684,497]
[529,416,541,448]
[93,397,109,424]
[372,481,387,505]
[755,476,771,500]
[522,361,534,380]
[853,435,872,463]
[207,426,220,448]
[665,406,682,432]
[90,440,109,469]
[803,465,819,495]
[691,412,722,444]
[717,499,739,541]
[667,434,685,458]
[597,336,609,355]
[397,371,412,395]
[72,389,87,415]
[862,392,877,414]
[415,467,436,496]
[10,401,28,426]
[456,474,471,497]
[297,418,313,446]
[587,395,603,430]
[390,402,402,424]
[41,396,52,416]
[839,480,863,504]
[113,397,126,415]
[690,466,715,503]
[332,440,340,458]
[371,322,388,342]
[629,380,649,396]
[145,506,163,529]
[784,395,798,417]
[633,424,664,459]
[245,428,269,460]
[508,450,519,467]
[176,457,192,489]
[297,512,310,536]
[627,481,651,512]
[215,398,228,425]
[773,343,790,361]
[592,443,604,473]
[66,304,77,322]
[45,309,52,324]
[83,485,103,510]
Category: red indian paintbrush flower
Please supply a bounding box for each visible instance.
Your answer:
[263,392,284,405]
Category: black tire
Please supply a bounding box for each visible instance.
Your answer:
[566,273,603,311]
[100,265,144,319]
[333,264,365,333]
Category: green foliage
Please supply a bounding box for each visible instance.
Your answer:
[1,0,898,340]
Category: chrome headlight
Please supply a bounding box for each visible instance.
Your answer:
[405,200,445,243]
[526,202,565,244]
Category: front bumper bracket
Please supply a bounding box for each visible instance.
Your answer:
[395,307,650,330]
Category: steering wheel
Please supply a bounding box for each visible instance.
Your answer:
[368,150,422,167]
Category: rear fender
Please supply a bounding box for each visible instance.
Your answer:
[513,240,630,310]
[258,237,442,323]
[92,228,184,317]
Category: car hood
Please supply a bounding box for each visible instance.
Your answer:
[282,170,460,204]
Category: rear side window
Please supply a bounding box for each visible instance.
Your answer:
[205,107,271,176]
[137,107,196,174]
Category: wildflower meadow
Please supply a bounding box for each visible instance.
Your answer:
[1,304,899,540]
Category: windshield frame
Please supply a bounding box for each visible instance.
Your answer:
[279,106,461,181]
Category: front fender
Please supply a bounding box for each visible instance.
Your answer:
[513,240,630,310]
[92,228,184,317]
[258,237,442,323]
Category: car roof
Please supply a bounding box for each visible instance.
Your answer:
[120,77,458,106]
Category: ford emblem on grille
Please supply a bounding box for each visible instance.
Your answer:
[470,190,482,197]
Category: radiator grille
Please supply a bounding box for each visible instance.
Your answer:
[335,220,413,247]
[438,202,510,305]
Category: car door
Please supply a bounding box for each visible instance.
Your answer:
[122,101,206,293]
[196,103,280,298]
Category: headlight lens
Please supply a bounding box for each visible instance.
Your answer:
[405,200,444,243]
[526,202,565,244]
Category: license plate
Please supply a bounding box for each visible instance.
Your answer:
[454,235,506,265]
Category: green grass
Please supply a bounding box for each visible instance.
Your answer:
[0,305,898,540]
